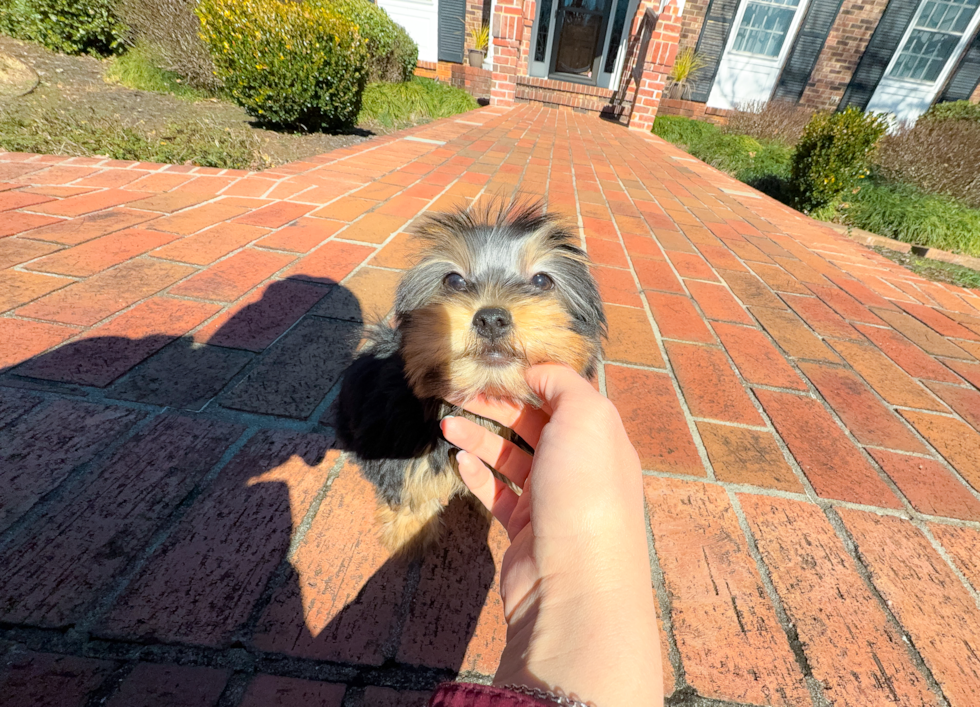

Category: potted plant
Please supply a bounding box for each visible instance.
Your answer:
[468,24,489,67]
[667,47,706,100]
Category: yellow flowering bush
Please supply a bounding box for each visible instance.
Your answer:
[196,0,368,130]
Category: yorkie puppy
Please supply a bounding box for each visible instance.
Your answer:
[336,200,606,555]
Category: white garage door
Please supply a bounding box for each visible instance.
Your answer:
[377,0,440,63]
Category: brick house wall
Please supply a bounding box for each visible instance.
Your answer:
[798,0,891,111]
[972,82,980,102]
[465,0,491,53]
[679,0,711,51]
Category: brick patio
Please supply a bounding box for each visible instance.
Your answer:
[2,105,980,707]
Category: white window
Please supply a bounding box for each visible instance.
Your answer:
[889,0,980,83]
[731,0,803,58]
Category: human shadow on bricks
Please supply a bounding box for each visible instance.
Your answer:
[0,276,497,703]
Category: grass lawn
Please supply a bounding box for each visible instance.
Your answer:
[652,115,980,259]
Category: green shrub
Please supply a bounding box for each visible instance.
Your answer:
[0,0,126,55]
[0,108,268,169]
[724,100,814,146]
[652,115,793,185]
[359,77,478,128]
[843,181,980,256]
[114,0,219,90]
[922,100,980,123]
[196,0,369,131]
[790,107,887,213]
[322,0,418,82]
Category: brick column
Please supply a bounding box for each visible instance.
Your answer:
[490,0,526,106]
[970,82,980,104]
[628,0,683,133]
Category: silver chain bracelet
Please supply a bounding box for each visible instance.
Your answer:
[501,684,597,707]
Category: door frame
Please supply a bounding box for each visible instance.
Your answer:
[529,0,630,87]
[548,0,615,84]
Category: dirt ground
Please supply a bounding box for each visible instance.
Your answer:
[0,35,379,167]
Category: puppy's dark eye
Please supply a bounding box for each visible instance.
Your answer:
[444,272,467,292]
[531,273,554,291]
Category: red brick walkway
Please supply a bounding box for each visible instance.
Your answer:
[2,105,980,707]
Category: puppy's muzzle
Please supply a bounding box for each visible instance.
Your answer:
[472,307,512,342]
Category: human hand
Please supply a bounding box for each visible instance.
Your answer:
[440,364,662,707]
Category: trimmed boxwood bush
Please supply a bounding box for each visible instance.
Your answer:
[323,0,417,82]
[790,107,887,213]
[0,0,126,55]
[196,0,369,131]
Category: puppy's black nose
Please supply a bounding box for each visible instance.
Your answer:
[472,307,512,340]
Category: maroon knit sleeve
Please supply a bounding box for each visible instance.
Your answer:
[428,682,554,707]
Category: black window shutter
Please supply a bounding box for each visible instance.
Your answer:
[439,0,466,63]
[839,0,921,111]
[773,0,845,102]
[940,29,980,102]
[690,0,740,102]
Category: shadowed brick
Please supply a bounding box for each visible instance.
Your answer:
[397,499,506,673]
[255,218,344,253]
[901,411,980,492]
[252,461,410,664]
[152,223,269,265]
[751,307,840,362]
[170,249,296,302]
[868,449,980,521]
[740,496,938,707]
[667,342,762,424]
[757,389,901,507]
[697,422,802,491]
[0,652,115,707]
[711,321,807,390]
[872,308,974,360]
[646,292,714,343]
[98,432,336,647]
[929,524,980,590]
[606,365,703,475]
[106,664,230,707]
[686,280,753,324]
[0,400,143,532]
[855,325,962,383]
[219,317,359,419]
[109,340,253,410]
[239,675,345,707]
[800,363,928,453]
[829,341,947,411]
[17,297,219,386]
[603,304,664,367]
[356,688,429,707]
[0,388,44,428]
[643,477,808,705]
[197,279,330,351]
[840,510,980,707]
[16,259,197,326]
[25,228,178,277]
[0,318,80,368]
[0,415,243,627]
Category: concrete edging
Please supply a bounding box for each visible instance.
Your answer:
[826,222,980,272]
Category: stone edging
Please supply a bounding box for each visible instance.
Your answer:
[826,222,980,272]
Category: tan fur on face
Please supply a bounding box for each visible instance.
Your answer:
[401,290,596,404]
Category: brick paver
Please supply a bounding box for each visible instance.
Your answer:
[2,105,980,705]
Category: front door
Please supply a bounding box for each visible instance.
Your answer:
[707,0,811,109]
[549,0,613,84]
[866,0,980,125]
